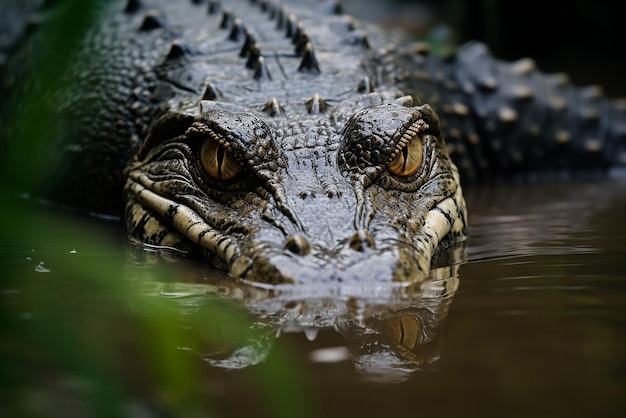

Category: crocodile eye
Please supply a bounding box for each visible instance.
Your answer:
[388,134,423,177]
[200,139,242,181]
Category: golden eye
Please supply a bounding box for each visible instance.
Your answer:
[383,315,420,350]
[388,135,423,177]
[200,139,242,181]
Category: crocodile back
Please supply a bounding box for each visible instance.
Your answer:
[2,0,626,217]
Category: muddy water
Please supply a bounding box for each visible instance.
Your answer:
[1,176,625,417]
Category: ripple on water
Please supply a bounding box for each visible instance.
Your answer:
[456,178,626,320]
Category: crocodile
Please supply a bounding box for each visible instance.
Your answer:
[1,0,625,285]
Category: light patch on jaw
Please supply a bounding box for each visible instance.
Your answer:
[126,173,241,265]
[410,166,467,277]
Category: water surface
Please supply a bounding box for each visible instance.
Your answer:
[1,177,625,417]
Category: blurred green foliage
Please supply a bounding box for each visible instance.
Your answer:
[0,195,312,417]
[0,0,311,416]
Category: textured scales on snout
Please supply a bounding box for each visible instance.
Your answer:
[125,95,467,284]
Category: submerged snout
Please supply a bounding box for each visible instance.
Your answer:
[227,170,467,285]
[222,171,431,284]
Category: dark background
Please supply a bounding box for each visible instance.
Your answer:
[2,0,625,95]
[347,0,626,97]
[449,0,626,97]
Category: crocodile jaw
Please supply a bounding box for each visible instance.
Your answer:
[125,152,467,285]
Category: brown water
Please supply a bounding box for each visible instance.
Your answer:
[2,176,625,417]
[2,1,625,416]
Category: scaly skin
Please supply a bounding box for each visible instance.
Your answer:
[1,0,625,285]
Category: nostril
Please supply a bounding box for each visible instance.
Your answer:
[348,229,376,252]
[284,234,311,255]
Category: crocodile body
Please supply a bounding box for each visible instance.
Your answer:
[2,0,626,285]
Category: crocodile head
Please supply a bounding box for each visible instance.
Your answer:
[124,92,467,285]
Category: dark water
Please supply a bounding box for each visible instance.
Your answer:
[2,1,625,417]
[1,176,625,417]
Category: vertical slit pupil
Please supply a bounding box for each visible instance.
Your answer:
[217,144,225,177]
[402,145,409,172]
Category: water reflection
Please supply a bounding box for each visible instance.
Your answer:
[135,248,463,383]
[3,177,625,415]
[127,176,626,384]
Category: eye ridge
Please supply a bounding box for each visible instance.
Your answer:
[337,103,431,178]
